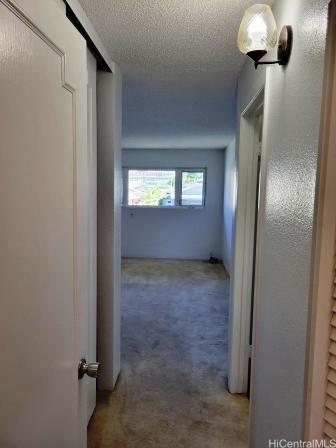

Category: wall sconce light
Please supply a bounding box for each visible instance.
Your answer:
[237,4,292,69]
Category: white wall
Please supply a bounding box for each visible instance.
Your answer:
[233,0,329,446]
[97,68,122,390]
[122,148,224,260]
[222,139,236,275]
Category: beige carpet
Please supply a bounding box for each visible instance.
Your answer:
[88,258,249,448]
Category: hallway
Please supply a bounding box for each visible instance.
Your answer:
[88,259,248,448]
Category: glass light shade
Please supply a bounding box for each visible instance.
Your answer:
[237,4,278,55]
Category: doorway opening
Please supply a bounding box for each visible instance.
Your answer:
[88,147,250,447]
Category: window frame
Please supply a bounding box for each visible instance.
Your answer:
[122,167,207,209]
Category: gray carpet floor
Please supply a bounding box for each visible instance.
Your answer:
[88,258,248,448]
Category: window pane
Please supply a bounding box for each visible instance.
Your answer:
[181,171,204,206]
[128,170,175,206]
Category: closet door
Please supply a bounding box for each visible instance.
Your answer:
[0,1,89,446]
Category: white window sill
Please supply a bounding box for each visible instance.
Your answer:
[122,205,205,210]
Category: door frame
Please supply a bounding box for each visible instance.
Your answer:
[305,0,336,439]
[87,47,98,422]
[64,0,122,393]
[228,88,264,394]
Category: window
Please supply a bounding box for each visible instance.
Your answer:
[127,169,175,207]
[123,168,206,208]
[181,171,205,206]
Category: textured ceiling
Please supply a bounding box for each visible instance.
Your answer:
[79,0,273,148]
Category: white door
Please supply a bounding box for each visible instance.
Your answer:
[0,0,89,446]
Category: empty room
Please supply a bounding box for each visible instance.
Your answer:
[114,147,248,446]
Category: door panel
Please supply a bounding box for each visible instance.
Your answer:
[0,1,88,446]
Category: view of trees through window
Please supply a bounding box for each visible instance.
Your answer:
[128,170,175,206]
[126,169,205,207]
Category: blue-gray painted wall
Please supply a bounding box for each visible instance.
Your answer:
[222,139,236,275]
[122,148,224,260]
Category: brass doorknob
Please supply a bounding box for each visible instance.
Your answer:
[78,359,100,379]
